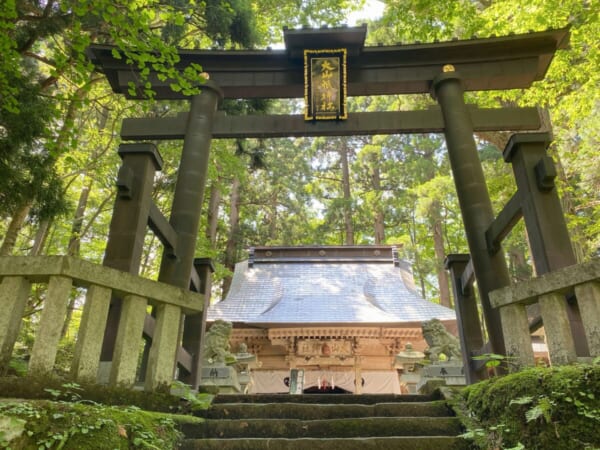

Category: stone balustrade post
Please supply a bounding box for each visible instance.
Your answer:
[145,303,181,390]
[574,281,600,357]
[72,284,112,381]
[498,304,535,370]
[538,292,578,364]
[109,294,148,386]
[0,276,30,373]
[29,276,73,374]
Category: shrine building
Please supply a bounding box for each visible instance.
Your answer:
[206,245,457,394]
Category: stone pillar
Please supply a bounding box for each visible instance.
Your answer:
[445,254,485,383]
[101,144,163,363]
[431,69,510,356]
[72,285,112,381]
[145,303,181,391]
[574,281,600,357]
[29,276,73,374]
[499,303,535,370]
[109,294,147,386]
[539,292,578,364]
[504,132,588,356]
[0,276,30,373]
[158,83,223,289]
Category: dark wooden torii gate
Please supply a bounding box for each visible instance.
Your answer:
[87,25,575,386]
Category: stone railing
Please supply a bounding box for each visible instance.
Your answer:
[0,256,203,391]
[490,259,600,369]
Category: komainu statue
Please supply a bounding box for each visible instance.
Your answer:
[421,319,462,362]
[203,320,236,365]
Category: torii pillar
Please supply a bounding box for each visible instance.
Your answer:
[153,82,223,388]
[431,68,510,356]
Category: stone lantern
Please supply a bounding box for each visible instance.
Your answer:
[394,343,425,393]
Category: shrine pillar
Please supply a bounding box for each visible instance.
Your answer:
[431,69,510,356]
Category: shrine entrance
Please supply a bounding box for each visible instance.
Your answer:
[87,24,591,387]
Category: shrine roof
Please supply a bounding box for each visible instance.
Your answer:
[207,246,456,327]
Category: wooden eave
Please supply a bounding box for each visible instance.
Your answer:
[86,27,569,100]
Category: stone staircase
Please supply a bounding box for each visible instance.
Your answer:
[179,393,470,449]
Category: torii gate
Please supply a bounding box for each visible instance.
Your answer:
[87,25,583,386]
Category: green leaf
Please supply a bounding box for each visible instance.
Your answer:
[510,396,534,406]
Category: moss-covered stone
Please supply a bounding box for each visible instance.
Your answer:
[0,399,202,449]
[458,364,600,449]
[180,436,471,450]
[0,376,186,413]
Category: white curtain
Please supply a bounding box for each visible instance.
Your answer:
[361,370,401,394]
[249,370,401,394]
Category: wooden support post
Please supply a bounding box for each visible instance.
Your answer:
[145,304,181,391]
[445,254,485,383]
[432,69,510,357]
[29,276,73,374]
[101,143,163,363]
[109,294,147,386]
[181,258,215,388]
[538,292,578,365]
[72,285,112,381]
[499,304,535,370]
[0,276,30,373]
[574,281,600,357]
[504,132,588,356]
[103,144,163,273]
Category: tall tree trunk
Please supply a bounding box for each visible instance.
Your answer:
[508,244,531,282]
[222,177,241,298]
[431,201,451,307]
[340,141,354,245]
[29,218,52,256]
[205,183,221,247]
[371,163,385,244]
[268,192,279,242]
[552,147,585,262]
[61,177,94,338]
[0,202,32,255]
[140,233,157,277]
[410,212,427,299]
[67,177,93,256]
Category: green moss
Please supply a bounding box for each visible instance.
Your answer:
[456,364,600,449]
[0,376,185,413]
[0,399,203,449]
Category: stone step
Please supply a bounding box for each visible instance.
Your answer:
[181,416,463,439]
[212,393,438,404]
[180,436,471,450]
[202,401,451,420]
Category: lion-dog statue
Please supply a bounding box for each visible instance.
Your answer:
[203,320,236,365]
[421,318,462,362]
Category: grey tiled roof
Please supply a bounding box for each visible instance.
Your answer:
[207,259,456,325]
